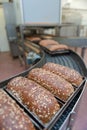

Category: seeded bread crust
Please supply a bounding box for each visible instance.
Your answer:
[28,68,74,101]
[0,90,35,130]
[7,77,60,123]
[43,62,83,86]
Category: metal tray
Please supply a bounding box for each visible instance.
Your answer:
[46,81,85,130]
[45,50,87,77]
[39,45,70,55]
[28,115,42,130]
[3,75,85,130]
[0,88,41,130]
[55,78,85,103]
[0,49,87,130]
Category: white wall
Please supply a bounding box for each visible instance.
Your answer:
[62,0,87,25]
[62,0,87,37]
[0,7,9,52]
[62,0,87,9]
[70,0,87,9]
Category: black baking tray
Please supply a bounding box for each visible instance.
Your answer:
[3,76,85,130]
[3,88,43,130]
[26,113,42,130]
[55,78,85,104]
[39,45,70,55]
[45,50,87,77]
[0,89,41,130]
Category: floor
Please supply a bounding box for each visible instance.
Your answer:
[0,48,87,82]
[0,52,25,82]
[69,47,87,66]
[76,47,87,66]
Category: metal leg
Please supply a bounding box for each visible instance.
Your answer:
[66,111,76,130]
[81,47,86,58]
[74,47,77,52]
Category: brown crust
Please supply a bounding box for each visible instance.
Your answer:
[39,39,59,47]
[41,35,52,39]
[46,44,69,51]
[7,77,60,123]
[0,90,35,130]
[43,62,83,86]
[26,37,41,42]
[28,68,74,101]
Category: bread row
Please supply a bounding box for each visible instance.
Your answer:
[26,38,69,52]
[1,62,83,129]
[39,40,69,52]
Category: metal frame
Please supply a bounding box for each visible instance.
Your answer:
[60,81,86,130]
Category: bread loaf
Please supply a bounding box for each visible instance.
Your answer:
[26,37,41,42]
[41,35,52,39]
[28,68,74,101]
[43,62,83,86]
[39,39,59,47]
[46,44,68,51]
[0,90,35,130]
[7,77,60,123]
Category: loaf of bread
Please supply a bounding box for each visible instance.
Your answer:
[28,68,74,101]
[39,40,68,51]
[41,35,52,39]
[7,77,60,123]
[46,44,69,51]
[0,90,35,130]
[26,37,41,42]
[39,39,59,47]
[43,62,83,86]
